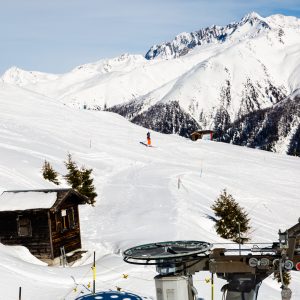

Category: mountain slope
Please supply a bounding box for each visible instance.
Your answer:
[109,13,300,153]
[1,54,196,109]
[218,90,300,155]
[0,82,300,299]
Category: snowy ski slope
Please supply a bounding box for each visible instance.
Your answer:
[0,82,299,299]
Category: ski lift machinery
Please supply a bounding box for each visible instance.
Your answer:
[123,218,300,300]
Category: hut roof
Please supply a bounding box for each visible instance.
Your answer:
[0,188,87,212]
[191,130,215,135]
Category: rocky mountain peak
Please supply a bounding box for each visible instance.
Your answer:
[240,11,270,29]
[241,12,263,22]
[145,12,271,60]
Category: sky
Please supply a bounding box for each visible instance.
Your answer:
[0,0,300,75]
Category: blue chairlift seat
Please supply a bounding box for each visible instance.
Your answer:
[75,291,143,300]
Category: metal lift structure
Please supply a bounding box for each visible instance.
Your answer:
[123,219,300,300]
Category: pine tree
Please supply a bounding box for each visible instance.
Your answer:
[77,167,97,205]
[274,271,291,286]
[64,154,97,205]
[211,189,250,243]
[64,154,81,189]
[42,160,60,185]
[41,154,98,204]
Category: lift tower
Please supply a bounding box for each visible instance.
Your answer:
[123,219,300,300]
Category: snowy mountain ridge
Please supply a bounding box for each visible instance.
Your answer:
[146,12,300,60]
[145,12,272,60]
[1,66,58,86]
[1,12,300,155]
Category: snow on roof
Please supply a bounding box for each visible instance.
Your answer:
[0,191,58,211]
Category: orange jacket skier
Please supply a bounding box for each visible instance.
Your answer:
[147,132,151,146]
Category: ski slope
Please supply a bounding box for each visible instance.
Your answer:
[0,82,300,299]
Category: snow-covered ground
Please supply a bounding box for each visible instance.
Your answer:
[0,82,300,299]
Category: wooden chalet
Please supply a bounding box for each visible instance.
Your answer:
[190,130,215,141]
[0,188,88,264]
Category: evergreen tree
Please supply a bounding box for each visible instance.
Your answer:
[77,167,97,205]
[42,160,60,185]
[41,154,98,204]
[211,189,250,243]
[274,271,291,286]
[64,154,81,189]
[64,154,97,205]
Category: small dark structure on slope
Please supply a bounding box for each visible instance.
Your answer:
[190,130,215,141]
[0,188,88,264]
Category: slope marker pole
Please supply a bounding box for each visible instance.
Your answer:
[211,273,214,300]
[93,251,96,294]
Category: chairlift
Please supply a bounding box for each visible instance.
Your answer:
[75,291,142,300]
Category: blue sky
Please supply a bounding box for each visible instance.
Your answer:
[1,0,300,75]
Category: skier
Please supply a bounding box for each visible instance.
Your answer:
[147,131,151,146]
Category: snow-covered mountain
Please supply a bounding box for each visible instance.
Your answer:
[145,12,271,60]
[218,89,300,155]
[110,12,300,154]
[1,54,193,110]
[0,81,300,300]
[1,12,300,155]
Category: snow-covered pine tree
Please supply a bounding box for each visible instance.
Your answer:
[211,189,250,243]
[64,154,81,190]
[64,154,97,204]
[42,160,60,185]
[78,167,97,205]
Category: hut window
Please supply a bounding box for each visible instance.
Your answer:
[17,216,32,237]
[55,208,76,232]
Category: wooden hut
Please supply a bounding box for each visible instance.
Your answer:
[0,188,88,264]
[190,130,215,141]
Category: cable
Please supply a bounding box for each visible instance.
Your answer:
[62,257,157,299]
[62,267,92,299]
[96,260,154,282]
